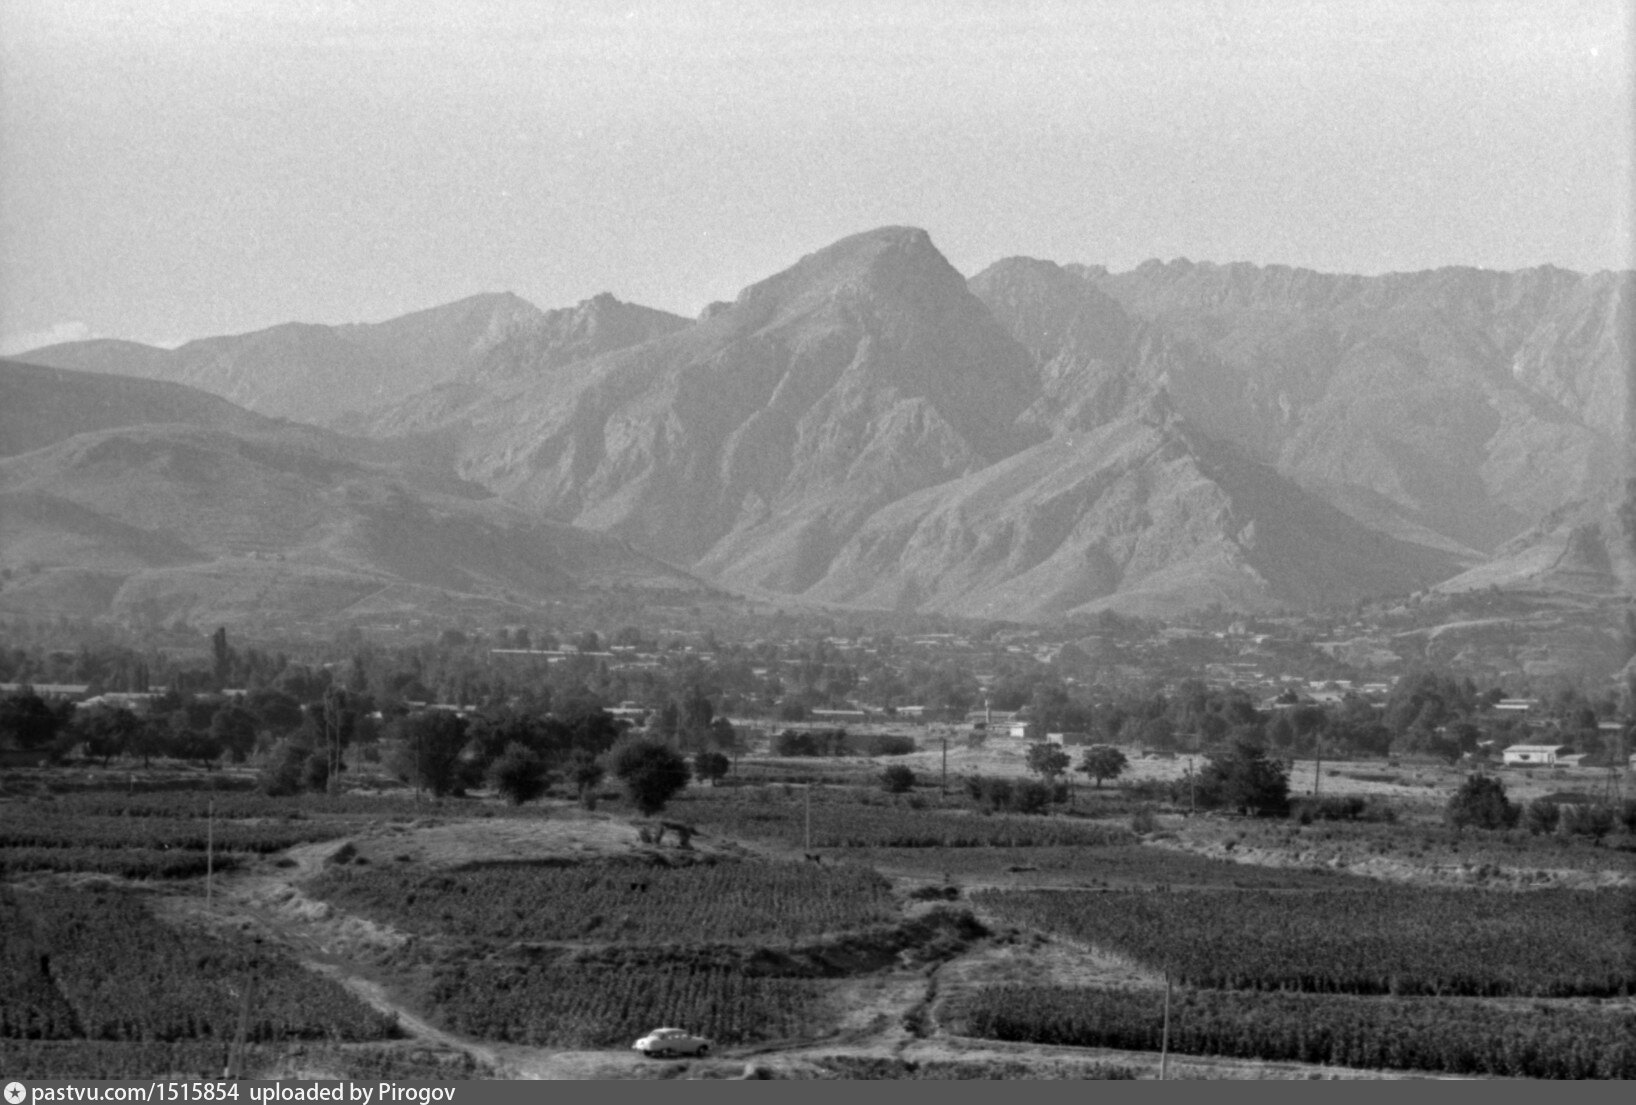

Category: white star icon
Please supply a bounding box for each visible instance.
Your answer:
[4,1082,26,1105]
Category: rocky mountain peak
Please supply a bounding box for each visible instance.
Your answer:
[727,225,969,332]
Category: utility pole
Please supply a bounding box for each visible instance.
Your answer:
[804,783,812,853]
[225,944,258,1079]
[940,730,948,799]
[206,798,214,912]
[1159,969,1172,1080]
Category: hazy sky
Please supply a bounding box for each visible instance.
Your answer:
[1,0,1630,352]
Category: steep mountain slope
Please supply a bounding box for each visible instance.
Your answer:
[16,230,1629,622]
[365,227,1046,592]
[0,363,700,628]
[335,293,692,439]
[1035,260,1631,555]
[17,293,689,426]
[804,399,1462,619]
[350,229,1625,617]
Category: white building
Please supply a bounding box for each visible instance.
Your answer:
[1501,743,1570,766]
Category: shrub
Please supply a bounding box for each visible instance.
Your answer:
[1290,795,1398,824]
[488,743,550,806]
[1524,800,1561,835]
[972,777,1012,810]
[1013,780,1052,815]
[864,734,917,757]
[693,750,731,786]
[1445,774,1519,830]
[301,751,331,794]
[1619,799,1636,835]
[1558,803,1614,840]
[773,729,822,756]
[568,749,605,805]
[1124,779,1174,803]
[881,764,916,793]
[259,740,320,797]
[1129,805,1159,834]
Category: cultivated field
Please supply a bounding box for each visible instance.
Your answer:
[1,751,1633,1079]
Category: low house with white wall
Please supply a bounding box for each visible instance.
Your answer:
[1501,743,1570,766]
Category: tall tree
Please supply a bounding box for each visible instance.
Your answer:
[1077,745,1128,788]
[610,738,691,816]
[393,711,471,798]
[1199,738,1290,817]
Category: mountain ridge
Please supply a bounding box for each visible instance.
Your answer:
[14,228,1632,620]
[0,360,703,630]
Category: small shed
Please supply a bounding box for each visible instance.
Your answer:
[1501,743,1570,766]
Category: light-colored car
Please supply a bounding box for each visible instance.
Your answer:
[633,1027,711,1058]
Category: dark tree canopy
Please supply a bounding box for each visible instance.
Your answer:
[0,690,69,751]
[1077,745,1129,788]
[1446,773,1519,830]
[693,750,731,786]
[489,742,551,806]
[881,764,916,793]
[1026,742,1071,781]
[209,704,259,763]
[1198,738,1290,817]
[610,738,691,816]
[392,710,471,797]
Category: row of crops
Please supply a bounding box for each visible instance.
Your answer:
[0,812,348,853]
[0,847,241,880]
[0,1041,486,1080]
[0,884,400,1042]
[678,792,1134,849]
[29,790,495,821]
[944,985,1636,1079]
[1233,816,1636,875]
[850,844,1364,889]
[0,788,496,878]
[423,962,822,1048]
[972,887,1636,997]
[309,859,900,943]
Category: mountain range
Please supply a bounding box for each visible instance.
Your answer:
[10,226,1634,627]
[0,361,703,631]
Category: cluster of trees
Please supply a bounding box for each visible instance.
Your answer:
[771,729,917,758]
[1445,774,1636,838]
[0,685,321,768]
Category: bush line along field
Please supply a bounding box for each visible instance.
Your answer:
[945,985,1636,1079]
[974,887,1636,998]
[0,884,399,1043]
[309,860,900,943]
[677,790,1135,848]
